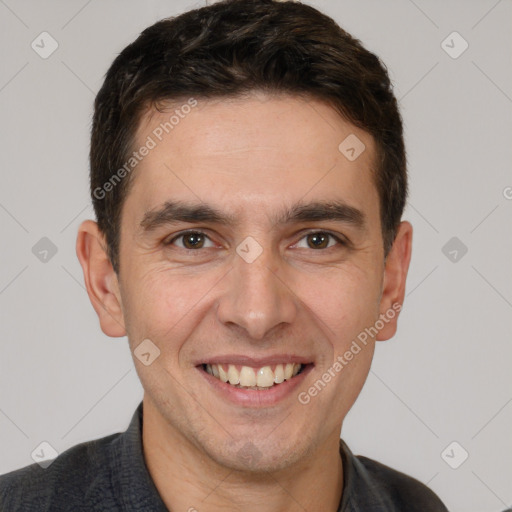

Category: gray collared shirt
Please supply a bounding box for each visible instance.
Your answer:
[0,402,449,511]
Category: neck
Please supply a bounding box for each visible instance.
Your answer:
[142,399,344,512]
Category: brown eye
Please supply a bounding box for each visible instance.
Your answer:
[306,232,330,249]
[182,232,204,249]
[295,231,345,250]
[168,231,214,250]
[292,231,346,251]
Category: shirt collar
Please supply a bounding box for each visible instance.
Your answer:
[109,401,168,511]
[339,437,397,511]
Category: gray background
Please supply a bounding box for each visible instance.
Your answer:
[0,0,511,510]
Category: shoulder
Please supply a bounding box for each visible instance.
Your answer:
[355,455,448,511]
[0,432,120,512]
[340,440,448,511]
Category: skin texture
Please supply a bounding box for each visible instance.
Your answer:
[77,92,412,511]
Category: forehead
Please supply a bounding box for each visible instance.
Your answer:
[125,93,379,228]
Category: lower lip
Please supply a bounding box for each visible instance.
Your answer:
[197,365,314,407]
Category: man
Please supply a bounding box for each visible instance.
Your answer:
[0,0,449,510]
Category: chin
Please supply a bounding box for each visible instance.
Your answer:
[203,431,315,474]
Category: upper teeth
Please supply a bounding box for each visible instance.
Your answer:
[205,363,302,388]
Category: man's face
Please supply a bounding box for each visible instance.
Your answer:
[97,94,405,472]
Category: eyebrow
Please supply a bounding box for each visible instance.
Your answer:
[139,199,366,233]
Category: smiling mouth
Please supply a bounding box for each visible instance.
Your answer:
[201,363,308,390]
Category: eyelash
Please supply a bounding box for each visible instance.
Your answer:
[165,230,347,251]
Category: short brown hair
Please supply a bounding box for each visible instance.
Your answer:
[90,0,407,273]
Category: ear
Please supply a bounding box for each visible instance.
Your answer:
[76,220,126,337]
[376,221,413,341]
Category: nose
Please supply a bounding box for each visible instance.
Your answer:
[216,246,298,341]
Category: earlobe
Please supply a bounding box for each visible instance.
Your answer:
[376,221,413,342]
[76,220,127,338]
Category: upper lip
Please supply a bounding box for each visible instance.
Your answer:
[196,355,314,367]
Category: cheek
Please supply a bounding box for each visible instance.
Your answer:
[293,263,381,347]
[120,266,223,351]
[120,251,382,363]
